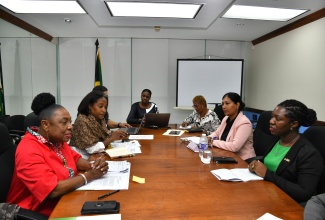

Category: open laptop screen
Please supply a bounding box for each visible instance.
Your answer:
[144,113,170,128]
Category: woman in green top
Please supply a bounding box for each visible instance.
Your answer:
[248,99,323,204]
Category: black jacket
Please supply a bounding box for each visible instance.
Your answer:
[263,136,323,203]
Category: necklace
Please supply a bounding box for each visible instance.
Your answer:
[275,134,300,156]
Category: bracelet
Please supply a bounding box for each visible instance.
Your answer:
[78,173,87,185]
[117,122,121,128]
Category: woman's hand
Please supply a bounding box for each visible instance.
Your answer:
[181,122,187,127]
[88,156,109,179]
[111,130,128,140]
[119,123,132,128]
[248,160,267,178]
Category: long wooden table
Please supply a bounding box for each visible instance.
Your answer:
[50,125,303,219]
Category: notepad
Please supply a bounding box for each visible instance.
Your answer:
[211,168,263,182]
[106,146,134,159]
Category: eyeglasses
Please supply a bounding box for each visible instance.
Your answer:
[192,104,200,108]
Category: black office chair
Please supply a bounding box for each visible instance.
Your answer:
[214,104,225,121]
[303,126,325,194]
[6,115,26,136]
[24,112,39,130]
[0,123,47,220]
[246,110,279,163]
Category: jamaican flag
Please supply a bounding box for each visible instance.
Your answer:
[94,39,102,86]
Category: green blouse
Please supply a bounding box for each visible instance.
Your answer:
[264,141,291,172]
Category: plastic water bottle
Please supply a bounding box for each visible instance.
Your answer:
[199,134,208,158]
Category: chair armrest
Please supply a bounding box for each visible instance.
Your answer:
[17,207,48,220]
[9,130,25,136]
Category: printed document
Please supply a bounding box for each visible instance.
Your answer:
[78,162,131,190]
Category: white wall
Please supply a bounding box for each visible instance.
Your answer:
[0,37,57,115]
[246,18,325,120]
[58,38,248,123]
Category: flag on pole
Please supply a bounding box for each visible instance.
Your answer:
[0,43,5,116]
[94,39,102,86]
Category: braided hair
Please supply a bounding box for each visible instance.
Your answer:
[277,99,317,127]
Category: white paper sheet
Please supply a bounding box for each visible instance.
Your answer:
[77,162,131,190]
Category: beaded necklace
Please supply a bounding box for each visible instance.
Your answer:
[27,127,75,178]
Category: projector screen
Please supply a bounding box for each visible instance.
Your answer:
[176,59,243,107]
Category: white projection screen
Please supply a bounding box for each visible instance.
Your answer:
[177,59,243,107]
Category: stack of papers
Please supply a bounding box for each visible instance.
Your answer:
[78,161,131,190]
[211,168,263,182]
[107,140,141,158]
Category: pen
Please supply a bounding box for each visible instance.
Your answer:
[110,154,134,159]
[98,190,120,200]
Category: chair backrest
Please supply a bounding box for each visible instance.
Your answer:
[24,112,39,130]
[6,115,26,132]
[303,126,325,194]
[214,104,225,121]
[253,111,278,156]
[0,123,16,203]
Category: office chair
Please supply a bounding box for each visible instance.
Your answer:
[0,123,47,220]
[246,111,279,164]
[24,112,39,130]
[214,104,225,121]
[303,126,325,194]
[6,115,26,136]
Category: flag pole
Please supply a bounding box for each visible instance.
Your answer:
[0,42,6,116]
[94,39,102,86]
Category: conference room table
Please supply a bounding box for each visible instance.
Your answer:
[49,125,303,219]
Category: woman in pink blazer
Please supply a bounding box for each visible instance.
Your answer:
[209,92,255,160]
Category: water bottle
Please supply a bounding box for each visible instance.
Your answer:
[199,134,208,158]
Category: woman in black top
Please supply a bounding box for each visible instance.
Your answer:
[126,89,159,124]
[248,99,323,204]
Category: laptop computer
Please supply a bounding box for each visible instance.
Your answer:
[144,113,171,128]
[121,120,143,135]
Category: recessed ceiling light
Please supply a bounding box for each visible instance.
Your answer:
[222,5,308,21]
[64,18,72,23]
[105,1,203,19]
[0,0,86,14]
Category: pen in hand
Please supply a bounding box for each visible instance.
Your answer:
[98,190,120,200]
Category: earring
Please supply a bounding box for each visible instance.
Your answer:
[290,127,293,130]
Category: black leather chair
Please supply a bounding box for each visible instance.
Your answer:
[6,115,26,136]
[246,110,279,163]
[213,104,225,121]
[303,126,325,194]
[0,123,47,220]
[23,112,39,130]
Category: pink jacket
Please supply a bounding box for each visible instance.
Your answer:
[209,112,255,160]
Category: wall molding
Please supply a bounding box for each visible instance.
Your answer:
[0,8,53,42]
[252,8,325,46]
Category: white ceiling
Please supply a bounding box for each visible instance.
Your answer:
[1,0,324,41]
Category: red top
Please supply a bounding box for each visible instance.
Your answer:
[6,131,81,216]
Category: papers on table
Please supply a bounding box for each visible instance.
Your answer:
[129,135,154,140]
[106,140,141,158]
[211,168,263,182]
[257,213,283,220]
[186,142,199,152]
[179,125,191,129]
[110,140,142,154]
[163,129,185,136]
[180,136,200,145]
[78,162,131,190]
[107,160,129,173]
